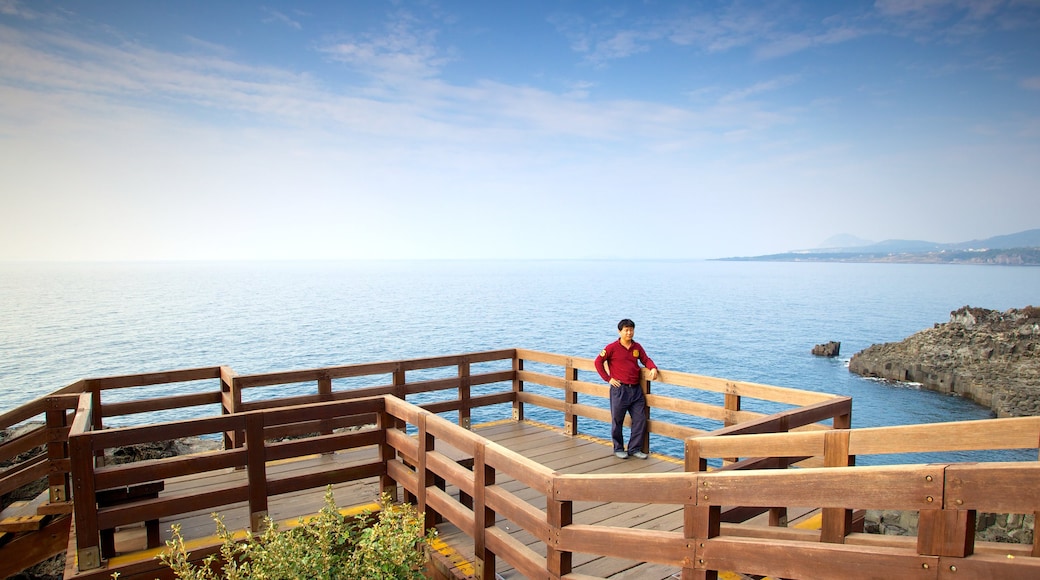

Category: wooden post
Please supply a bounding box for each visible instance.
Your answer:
[416,412,438,528]
[685,437,718,580]
[547,484,573,578]
[473,443,496,580]
[394,365,407,431]
[723,391,741,428]
[45,397,71,505]
[221,367,243,450]
[564,362,578,436]
[512,355,524,421]
[917,507,975,558]
[722,389,741,463]
[459,360,472,429]
[1033,510,1040,557]
[833,409,852,430]
[376,403,399,502]
[68,431,100,570]
[245,412,269,532]
[90,386,104,463]
[318,372,334,440]
[820,430,853,543]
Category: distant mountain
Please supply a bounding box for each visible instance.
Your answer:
[718,228,1040,265]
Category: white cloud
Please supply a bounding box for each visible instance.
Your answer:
[261,7,302,31]
[319,10,449,80]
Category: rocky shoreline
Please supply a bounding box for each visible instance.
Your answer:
[848,306,1040,417]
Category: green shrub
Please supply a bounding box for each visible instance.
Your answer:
[154,488,435,580]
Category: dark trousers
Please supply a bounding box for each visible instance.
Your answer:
[610,384,647,453]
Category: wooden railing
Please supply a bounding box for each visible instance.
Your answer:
[513,349,850,451]
[684,417,1040,579]
[4,349,857,577]
[66,395,392,570]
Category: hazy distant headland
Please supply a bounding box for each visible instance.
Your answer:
[716,228,1040,265]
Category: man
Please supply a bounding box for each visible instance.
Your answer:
[594,318,658,459]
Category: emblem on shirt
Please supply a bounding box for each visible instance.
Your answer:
[633,350,639,357]
[600,349,607,357]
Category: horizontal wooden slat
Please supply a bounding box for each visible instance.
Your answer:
[0,398,48,430]
[0,426,47,464]
[97,485,249,530]
[554,472,695,503]
[423,412,482,453]
[849,417,1040,456]
[235,361,396,389]
[383,395,423,427]
[264,430,383,462]
[240,386,395,412]
[646,392,729,422]
[517,391,565,413]
[699,465,943,510]
[85,414,245,451]
[945,462,1040,512]
[701,536,937,579]
[692,430,825,459]
[560,524,687,567]
[648,418,708,440]
[263,414,376,441]
[427,452,475,498]
[938,552,1040,579]
[86,367,223,390]
[387,458,419,495]
[569,402,611,424]
[486,484,550,543]
[386,428,418,465]
[425,485,474,537]
[484,442,553,494]
[94,448,245,489]
[103,391,223,418]
[485,525,548,580]
[517,369,567,390]
[0,455,48,498]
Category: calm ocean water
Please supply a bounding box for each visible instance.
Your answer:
[2,260,1037,463]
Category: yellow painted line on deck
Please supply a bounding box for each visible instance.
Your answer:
[471,418,516,429]
[428,536,476,576]
[793,512,823,530]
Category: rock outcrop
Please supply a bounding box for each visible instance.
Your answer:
[812,341,841,357]
[848,306,1040,417]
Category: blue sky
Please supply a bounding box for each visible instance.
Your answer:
[1,0,1038,261]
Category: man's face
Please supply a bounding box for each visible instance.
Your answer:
[618,325,635,342]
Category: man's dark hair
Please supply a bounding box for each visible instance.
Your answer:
[618,318,635,330]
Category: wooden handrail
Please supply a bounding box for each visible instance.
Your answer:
[691,416,1040,460]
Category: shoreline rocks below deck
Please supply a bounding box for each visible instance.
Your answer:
[848,306,1040,417]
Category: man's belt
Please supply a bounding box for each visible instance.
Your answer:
[618,382,640,388]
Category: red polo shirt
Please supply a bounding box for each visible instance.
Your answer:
[594,340,656,384]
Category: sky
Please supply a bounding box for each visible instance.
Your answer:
[1,0,1039,261]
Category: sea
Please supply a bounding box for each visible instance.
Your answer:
[2,260,1038,465]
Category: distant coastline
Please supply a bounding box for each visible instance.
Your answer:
[716,247,1040,266]
[715,228,1040,265]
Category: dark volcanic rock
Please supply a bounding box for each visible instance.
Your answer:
[812,341,841,357]
[848,306,1040,417]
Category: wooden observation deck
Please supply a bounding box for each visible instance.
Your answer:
[1,349,1038,579]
